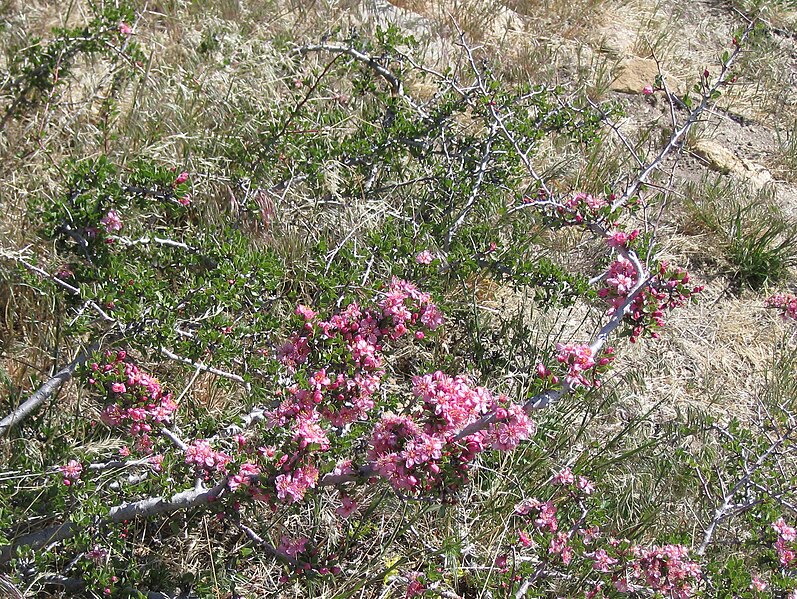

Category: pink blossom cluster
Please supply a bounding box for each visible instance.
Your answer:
[184,439,231,476]
[599,256,639,314]
[618,543,701,597]
[509,476,700,598]
[750,576,768,592]
[275,463,319,503]
[767,293,797,321]
[266,280,539,503]
[413,371,493,432]
[555,192,609,224]
[228,462,260,492]
[552,343,614,388]
[529,187,700,344]
[97,279,513,520]
[59,459,83,486]
[184,436,283,498]
[264,279,449,501]
[549,530,574,564]
[90,351,178,454]
[552,467,595,494]
[555,343,596,387]
[774,517,797,568]
[599,260,703,342]
[366,375,534,496]
[606,228,640,249]
[516,498,559,531]
[379,277,444,335]
[514,473,594,539]
[271,303,387,444]
[100,209,123,233]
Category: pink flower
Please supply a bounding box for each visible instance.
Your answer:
[549,532,573,564]
[274,464,318,503]
[60,459,82,481]
[552,467,575,485]
[415,250,434,265]
[100,210,123,233]
[750,576,767,592]
[534,501,558,532]
[335,495,358,518]
[592,548,618,572]
[175,171,189,185]
[774,517,797,541]
[295,304,317,320]
[184,440,231,474]
[767,293,797,321]
[555,342,596,387]
[118,22,133,35]
[607,229,639,249]
[86,545,108,564]
[148,454,164,472]
[578,476,595,495]
[177,194,191,206]
[277,535,308,558]
[228,462,260,492]
[111,382,126,394]
[518,529,532,547]
[642,85,654,95]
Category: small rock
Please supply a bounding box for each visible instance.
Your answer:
[609,57,685,95]
[691,139,772,188]
[609,57,652,94]
[692,139,737,174]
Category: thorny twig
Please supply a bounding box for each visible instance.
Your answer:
[0,341,100,438]
[696,424,795,555]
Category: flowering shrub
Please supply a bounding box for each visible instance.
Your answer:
[222,277,532,504]
[774,518,797,568]
[83,351,177,456]
[512,484,703,597]
[599,260,704,342]
[527,189,704,341]
[0,10,778,599]
[403,470,704,597]
[767,293,797,321]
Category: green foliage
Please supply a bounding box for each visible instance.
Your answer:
[684,175,797,288]
[775,118,797,181]
[1,1,143,125]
